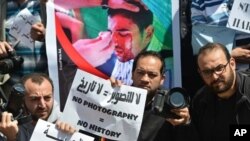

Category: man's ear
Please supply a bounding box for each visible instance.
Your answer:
[230,57,236,70]
[160,74,165,86]
[143,25,154,44]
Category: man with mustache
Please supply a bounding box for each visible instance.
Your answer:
[0,73,76,141]
[192,43,250,141]
[109,51,193,141]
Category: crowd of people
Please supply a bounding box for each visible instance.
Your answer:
[0,0,249,141]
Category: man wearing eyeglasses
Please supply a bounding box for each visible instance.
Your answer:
[191,43,250,141]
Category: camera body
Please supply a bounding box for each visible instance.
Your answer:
[152,87,190,119]
[0,50,23,74]
[0,83,31,124]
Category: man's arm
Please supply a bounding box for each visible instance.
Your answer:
[54,0,141,12]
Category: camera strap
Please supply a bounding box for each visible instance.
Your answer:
[0,74,10,85]
[0,0,6,41]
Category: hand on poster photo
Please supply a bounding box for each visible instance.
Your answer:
[107,0,148,12]
[54,0,147,12]
[55,12,84,43]
[73,31,114,67]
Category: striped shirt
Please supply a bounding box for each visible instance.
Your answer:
[191,0,232,26]
[5,0,47,77]
[191,0,250,69]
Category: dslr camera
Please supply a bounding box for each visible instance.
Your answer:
[152,87,190,119]
[0,50,23,74]
[0,83,31,125]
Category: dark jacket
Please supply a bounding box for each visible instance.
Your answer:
[137,103,198,141]
[191,72,250,141]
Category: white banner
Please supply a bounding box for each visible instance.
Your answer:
[61,69,147,141]
[30,119,94,141]
[227,0,250,33]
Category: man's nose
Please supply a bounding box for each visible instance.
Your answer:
[38,98,46,108]
[141,74,150,82]
[211,72,220,80]
[111,32,119,44]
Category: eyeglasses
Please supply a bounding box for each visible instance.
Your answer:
[199,61,230,77]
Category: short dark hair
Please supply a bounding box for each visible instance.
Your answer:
[21,73,54,92]
[197,43,231,64]
[107,1,153,33]
[132,51,165,75]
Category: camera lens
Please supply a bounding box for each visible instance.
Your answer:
[167,87,189,109]
[0,59,14,74]
[169,92,185,108]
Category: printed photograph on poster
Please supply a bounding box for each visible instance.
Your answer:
[45,0,181,111]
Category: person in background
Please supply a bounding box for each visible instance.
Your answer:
[192,43,250,141]
[0,0,48,78]
[0,0,48,99]
[0,73,76,141]
[191,0,250,71]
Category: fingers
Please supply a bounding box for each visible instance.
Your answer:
[0,112,18,130]
[166,117,185,126]
[120,2,139,12]
[30,22,45,41]
[56,120,77,134]
[0,41,13,58]
[1,112,11,127]
[166,107,190,126]
[109,0,148,12]
[110,77,122,88]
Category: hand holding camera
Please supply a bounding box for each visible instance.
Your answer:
[152,87,191,125]
[0,41,23,74]
[0,83,31,125]
[0,111,19,141]
[0,41,13,58]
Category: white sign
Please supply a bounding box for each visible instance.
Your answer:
[227,0,250,33]
[30,119,94,141]
[9,8,39,48]
[61,69,147,141]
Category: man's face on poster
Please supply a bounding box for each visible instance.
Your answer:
[108,14,147,62]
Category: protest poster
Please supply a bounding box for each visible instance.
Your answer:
[227,0,250,33]
[30,119,94,141]
[60,69,147,141]
[45,0,181,111]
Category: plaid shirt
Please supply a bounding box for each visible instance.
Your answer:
[5,0,47,77]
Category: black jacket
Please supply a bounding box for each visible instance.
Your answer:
[137,102,198,141]
[191,72,250,141]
